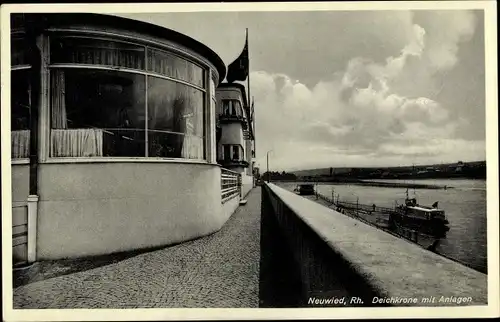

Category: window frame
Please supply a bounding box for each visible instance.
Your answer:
[221,99,244,118]
[221,144,244,162]
[10,36,32,162]
[40,32,216,163]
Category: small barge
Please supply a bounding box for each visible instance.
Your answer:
[391,189,450,238]
[293,184,316,196]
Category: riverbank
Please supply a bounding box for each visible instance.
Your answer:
[279,180,449,190]
[277,181,487,274]
[297,190,485,274]
[357,180,449,189]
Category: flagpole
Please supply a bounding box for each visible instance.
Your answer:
[246,28,255,170]
[252,96,256,169]
[246,28,251,114]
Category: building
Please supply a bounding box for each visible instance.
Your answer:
[215,83,255,198]
[10,13,249,265]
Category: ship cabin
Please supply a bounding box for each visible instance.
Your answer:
[9,13,252,266]
[215,83,255,191]
[404,203,447,221]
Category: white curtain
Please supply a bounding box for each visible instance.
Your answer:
[51,129,103,157]
[11,130,30,159]
[181,118,203,159]
[51,70,67,129]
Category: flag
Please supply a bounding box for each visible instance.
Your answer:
[250,99,255,123]
[226,30,249,83]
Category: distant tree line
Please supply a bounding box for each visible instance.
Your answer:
[296,161,486,182]
[261,171,297,181]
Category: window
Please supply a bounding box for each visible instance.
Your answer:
[221,144,244,161]
[221,99,243,117]
[50,69,146,157]
[147,48,204,87]
[221,100,230,115]
[11,34,32,159]
[232,146,240,160]
[210,78,216,99]
[51,37,145,70]
[147,76,204,159]
[12,37,29,67]
[47,36,209,160]
[223,145,231,161]
[11,69,31,159]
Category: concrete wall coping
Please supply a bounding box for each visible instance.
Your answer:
[266,183,487,305]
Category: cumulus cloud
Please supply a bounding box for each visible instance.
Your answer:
[253,11,484,170]
[120,10,486,169]
[417,11,477,70]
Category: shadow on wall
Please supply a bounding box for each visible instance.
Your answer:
[258,185,388,308]
[259,185,304,307]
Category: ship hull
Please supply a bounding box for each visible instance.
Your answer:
[391,221,443,250]
[389,211,449,238]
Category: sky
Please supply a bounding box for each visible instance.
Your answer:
[119,9,486,171]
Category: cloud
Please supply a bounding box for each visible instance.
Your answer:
[416,11,477,71]
[119,11,486,169]
[252,11,484,170]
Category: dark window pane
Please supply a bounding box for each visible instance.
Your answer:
[11,37,29,67]
[11,70,31,130]
[230,101,236,116]
[222,100,229,115]
[147,48,204,87]
[233,100,242,117]
[221,99,243,117]
[50,68,146,157]
[51,37,145,70]
[233,145,240,160]
[223,145,231,160]
[11,14,27,31]
[11,69,31,158]
[147,76,205,159]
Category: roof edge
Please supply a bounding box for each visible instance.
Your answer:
[12,13,227,83]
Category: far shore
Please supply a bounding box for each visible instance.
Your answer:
[272,180,451,190]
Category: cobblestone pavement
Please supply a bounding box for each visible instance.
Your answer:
[13,189,261,308]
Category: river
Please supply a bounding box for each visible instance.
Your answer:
[278,179,487,273]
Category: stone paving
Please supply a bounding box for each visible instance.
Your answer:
[13,189,261,308]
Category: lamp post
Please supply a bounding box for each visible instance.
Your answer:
[356,196,359,216]
[266,149,273,182]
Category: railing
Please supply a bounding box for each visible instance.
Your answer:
[243,129,252,140]
[218,158,250,167]
[316,193,396,214]
[316,192,454,248]
[218,113,248,129]
[316,192,427,246]
[221,168,241,203]
[337,201,396,214]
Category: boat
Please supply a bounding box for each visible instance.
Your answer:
[293,184,315,196]
[391,222,444,251]
[314,189,449,251]
[390,189,450,238]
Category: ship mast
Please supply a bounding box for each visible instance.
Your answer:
[412,163,416,198]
